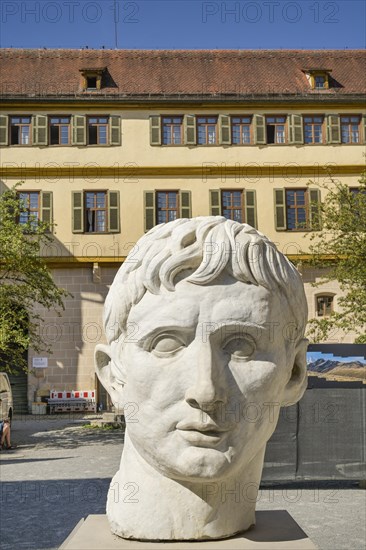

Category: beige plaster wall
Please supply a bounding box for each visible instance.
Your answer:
[2,173,362,258]
[2,107,365,167]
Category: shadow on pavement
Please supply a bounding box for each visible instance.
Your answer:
[1,477,111,550]
[0,457,75,465]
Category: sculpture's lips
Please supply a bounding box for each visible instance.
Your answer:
[176,422,229,438]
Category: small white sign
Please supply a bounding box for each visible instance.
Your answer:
[32,357,48,369]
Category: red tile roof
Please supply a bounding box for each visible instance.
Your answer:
[1,49,365,99]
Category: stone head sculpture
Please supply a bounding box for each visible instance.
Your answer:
[95,216,308,541]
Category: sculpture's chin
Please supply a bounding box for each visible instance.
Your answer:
[136,443,239,483]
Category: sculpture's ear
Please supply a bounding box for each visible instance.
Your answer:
[281,338,308,407]
[95,344,125,412]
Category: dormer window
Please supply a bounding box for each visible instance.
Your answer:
[79,67,106,91]
[303,69,331,90]
[315,75,326,89]
[86,76,97,89]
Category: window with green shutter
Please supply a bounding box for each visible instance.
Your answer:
[108,191,120,232]
[209,189,221,216]
[289,114,304,144]
[309,188,322,230]
[109,116,121,146]
[209,189,257,226]
[184,115,197,145]
[219,115,231,145]
[274,189,286,230]
[0,115,9,146]
[72,191,84,233]
[275,187,321,231]
[72,115,86,146]
[253,114,266,145]
[245,190,257,228]
[144,191,156,232]
[327,115,341,144]
[179,191,191,218]
[41,191,53,229]
[150,116,161,145]
[33,115,48,146]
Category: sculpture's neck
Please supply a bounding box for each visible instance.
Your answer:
[107,433,266,541]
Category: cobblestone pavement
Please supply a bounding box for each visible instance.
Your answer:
[0,415,365,550]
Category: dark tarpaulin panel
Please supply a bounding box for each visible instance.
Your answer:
[261,387,365,481]
[262,403,298,481]
[296,388,365,480]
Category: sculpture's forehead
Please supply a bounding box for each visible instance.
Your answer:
[127,279,285,334]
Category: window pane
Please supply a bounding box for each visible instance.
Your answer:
[86,193,94,207]
[242,127,250,143]
[233,209,242,222]
[89,126,98,145]
[29,193,39,208]
[50,125,59,144]
[21,127,30,144]
[208,127,216,144]
[60,126,69,144]
[98,127,107,144]
[198,127,206,144]
[96,193,106,207]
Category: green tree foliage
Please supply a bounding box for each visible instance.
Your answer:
[0,183,69,373]
[306,174,366,343]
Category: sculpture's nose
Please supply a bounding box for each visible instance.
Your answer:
[185,343,227,411]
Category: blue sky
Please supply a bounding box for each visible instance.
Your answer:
[1,0,365,49]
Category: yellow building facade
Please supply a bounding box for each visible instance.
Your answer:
[1,49,365,409]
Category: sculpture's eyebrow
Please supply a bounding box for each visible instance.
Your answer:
[137,325,196,346]
[200,322,269,342]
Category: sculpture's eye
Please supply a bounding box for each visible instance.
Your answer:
[151,334,186,356]
[223,336,255,361]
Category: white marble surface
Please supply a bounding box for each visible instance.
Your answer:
[95,217,308,541]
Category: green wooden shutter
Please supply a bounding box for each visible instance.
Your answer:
[33,115,48,146]
[309,188,322,230]
[179,191,191,218]
[41,192,53,230]
[245,190,257,228]
[72,191,84,233]
[72,115,87,146]
[150,116,161,145]
[363,115,366,144]
[274,188,286,230]
[209,189,221,216]
[0,115,9,146]
[109,116,121,146]
[144,191,156,232]
[327,115,341,144]
[184,115,196,145]
[289,114,304,144]
[219,115,231,145]
[108,191,120,232]
[253,114,266,145]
